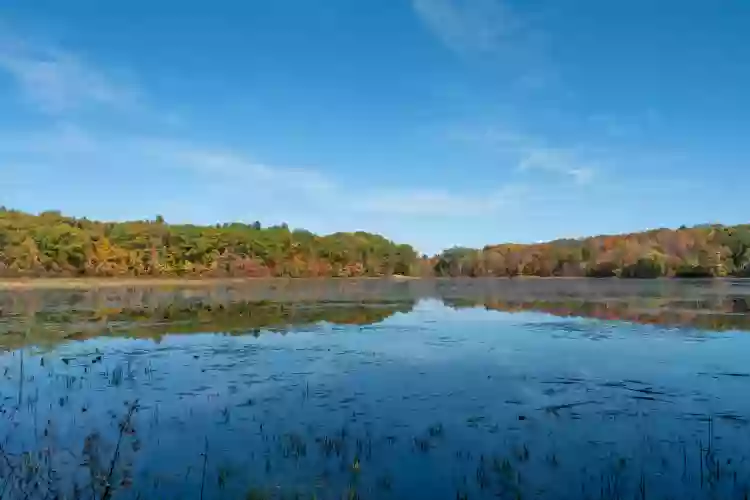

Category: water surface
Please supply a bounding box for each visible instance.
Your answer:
[2,279,750,499]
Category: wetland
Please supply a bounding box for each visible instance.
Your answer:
[2,278,750,499]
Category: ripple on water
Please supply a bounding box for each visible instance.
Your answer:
[1,283,750,498]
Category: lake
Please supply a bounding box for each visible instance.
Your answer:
[2,278,750,499]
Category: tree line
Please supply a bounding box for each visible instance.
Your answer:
[1,207,749,279]
[0,208,419,277]
[433,224,750,278]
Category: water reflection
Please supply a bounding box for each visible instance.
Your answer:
[3,281,750,353]
[448,296,750,332]
[0,299,416,351]
[1,282,750,498]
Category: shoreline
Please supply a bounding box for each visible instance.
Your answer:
[0,276,425,290]
[0,277,251,290]
[1,275,744,291]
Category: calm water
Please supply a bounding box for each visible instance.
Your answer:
[2,279,750,499]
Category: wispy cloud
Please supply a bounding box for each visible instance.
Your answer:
[453,125,600,184]
[0,122,100,155]
[136,139,337,195]
[0,22,538,251]
[517,147,596,185]
[1,123,530,222]
[411,0,522,54]
[0,30,139,114]
[411,0,554,91]
[0,124,335,199]
[411,0,562,94]
[354,185,525,217]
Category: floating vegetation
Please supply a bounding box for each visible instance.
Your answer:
[0,282,749,498]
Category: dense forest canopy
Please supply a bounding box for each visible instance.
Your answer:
[1,207,749,279]
[0,208,418,277]
[434,224,750,278]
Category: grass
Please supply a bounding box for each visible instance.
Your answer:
[3,395,750,499]
[2,284,750,498]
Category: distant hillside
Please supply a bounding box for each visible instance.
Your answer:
[0,208,418,278]
[434,224,750,278]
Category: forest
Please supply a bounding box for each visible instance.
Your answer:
[434,224,750,278]
[1,207,749,279]
[0,208,419,277]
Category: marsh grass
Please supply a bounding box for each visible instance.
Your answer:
[2,283,750,498]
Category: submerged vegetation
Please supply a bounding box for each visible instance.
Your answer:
[2,289,750,498]
[2,207,750,279]
[1,282,750,497]
[4,400,750,499]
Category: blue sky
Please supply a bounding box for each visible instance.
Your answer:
[0,1,748,254]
